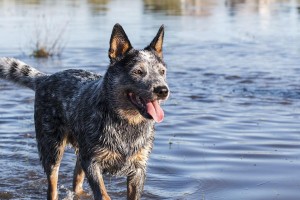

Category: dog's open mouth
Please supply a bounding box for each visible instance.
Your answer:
[127,92,164,123]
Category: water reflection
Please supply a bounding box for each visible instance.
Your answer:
[144,0,297,16]
[143,0,217,16]
[14,0,41,5]
[1,0,298,17]
[226,0,292,15]
[0,0,110,15]
[87,0,110,15]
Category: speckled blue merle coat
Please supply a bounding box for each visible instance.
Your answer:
[0,24,169,200]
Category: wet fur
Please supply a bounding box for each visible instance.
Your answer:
[0,24,168,200]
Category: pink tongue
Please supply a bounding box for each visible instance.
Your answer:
[146,100,164,123]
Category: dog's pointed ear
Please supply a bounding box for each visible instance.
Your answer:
[145,25,164,59]
[109,23,133,61]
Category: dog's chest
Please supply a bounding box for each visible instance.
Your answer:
[99,123,154,176]
[101,142,153,176]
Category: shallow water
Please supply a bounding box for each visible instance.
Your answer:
[1,0,300,199]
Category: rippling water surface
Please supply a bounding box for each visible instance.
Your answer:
[1,0,300,199]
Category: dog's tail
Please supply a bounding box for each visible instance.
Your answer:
[0,57,46,90]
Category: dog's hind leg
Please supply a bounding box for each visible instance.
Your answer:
[72,157,86,195]
[39,134,66,200]
[35,121,67,200]
[47,163,60,200]
[38,134,66,200]
[34,95,70,199]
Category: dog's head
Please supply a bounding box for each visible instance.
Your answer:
[104,23,169,125]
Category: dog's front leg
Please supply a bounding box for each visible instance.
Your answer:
[127,168,146,200]
[73,157,86,195]
[81,160,111,200]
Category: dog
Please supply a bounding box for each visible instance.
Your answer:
[0,23,169,200]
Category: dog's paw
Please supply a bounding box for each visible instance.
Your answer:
[73,190,91,200]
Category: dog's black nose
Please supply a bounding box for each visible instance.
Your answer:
[154,86,169,98]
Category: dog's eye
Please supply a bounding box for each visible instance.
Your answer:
[134,69,144,75]
[160,69,166,75]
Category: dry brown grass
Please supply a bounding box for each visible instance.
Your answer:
[28,15,69,58]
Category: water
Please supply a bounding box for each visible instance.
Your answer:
[0,0,300,199]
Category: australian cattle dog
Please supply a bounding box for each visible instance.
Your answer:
[0,24,169,200]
